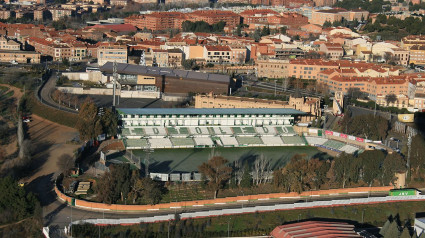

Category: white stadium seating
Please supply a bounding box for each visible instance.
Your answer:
[148,138,173,148]
[194,137,214,147]
[305,137,328,146]
[261,136,285,146]
[219,136,239,146]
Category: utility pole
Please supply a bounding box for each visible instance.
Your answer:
[274,80,277,97]
[407,134,412,178]
[112,61,117,110]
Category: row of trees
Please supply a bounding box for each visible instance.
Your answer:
[340,112,389,141]
[364,15,425,35]
[334,0,391,13]
[96,164,166,205]
[75,98,117,141]
[274,151,406,193]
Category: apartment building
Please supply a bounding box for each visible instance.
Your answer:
[0,50,40,63]
[320,43,344,60]
[257,58,289,79]
[409,45,425,65]
[145,48,183,67]
[125,10,240,31]
[0,36,20,50]
[311,8,369,26]
[401,35,425,50]
[322,75,413,99]
[49,8,73,21]
[203,45,231,64]
[0,10,11,20]
[97,44,128,66]
[27,37,73,61]
[288,59,339,79]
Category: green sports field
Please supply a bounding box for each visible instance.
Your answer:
[132,146,328,173]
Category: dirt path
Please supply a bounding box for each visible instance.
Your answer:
[0,84,23,157]
[25,114,80,183]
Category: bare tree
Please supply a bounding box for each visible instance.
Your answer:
[234,160,244,185]
[253,154,272,185]
[198,156,232,199]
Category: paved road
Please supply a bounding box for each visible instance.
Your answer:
[39,72,78,114]
[39,181,389,229]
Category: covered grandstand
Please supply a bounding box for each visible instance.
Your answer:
[118,108,360,154]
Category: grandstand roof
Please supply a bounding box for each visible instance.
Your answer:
[117,108,306,116]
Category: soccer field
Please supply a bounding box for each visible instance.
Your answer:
[132,146,328,173]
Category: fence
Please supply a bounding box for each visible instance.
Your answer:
[55,182,393,212]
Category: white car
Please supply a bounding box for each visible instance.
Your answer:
[23,119,30,123]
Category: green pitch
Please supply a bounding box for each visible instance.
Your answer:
[132,146,327,173]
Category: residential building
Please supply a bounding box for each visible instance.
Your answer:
[0,50,40,63]
[145,48,183,67]
[97,44,128,66]
[0,36,20,50]
[49,8,73,21]
[409,45,425,65]
[110,0,128,5]
[0,10,11,20]
[257,58,289,78]
[320,43,344,60]
[288,59,339,79]
[203,45,231,64]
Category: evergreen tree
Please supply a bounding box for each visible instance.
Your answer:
[240,164,252,188]
[400,227,412,238]
[384,221,400,238]
[380,219,392,236]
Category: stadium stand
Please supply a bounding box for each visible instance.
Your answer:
[255,126,276,135]
[219,136,239,146]
[236,136,263,145]
[124,138,149,149]
[189,127,210,135]
[144,127,167,136]
[323,140,346,150]
[261,136,285,146]
[148,138,173,148]
[132,128,145,135]
[275,126,296,135]
[305,136,328,146]
[340,144,360,154]
[281,136,305,145]
[170,138,195,147]
[194,137,214,147]
[121,128,131,136]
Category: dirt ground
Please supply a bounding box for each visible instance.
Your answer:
[0,84,23,157]
[25,114,80,183]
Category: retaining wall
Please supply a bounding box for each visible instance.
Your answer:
[55,185,393,212]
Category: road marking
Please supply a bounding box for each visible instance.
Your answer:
[280,197,300,199]
[237,200,248,202]
[348,192,368,194]
[258,198,269,200]
[192,205,204,207]
[147,209,159,211]
[214,203,226,205]
[170,207,181,209]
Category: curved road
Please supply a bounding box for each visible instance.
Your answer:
[38,72,78,114]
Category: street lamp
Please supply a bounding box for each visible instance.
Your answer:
[227,218,231,237]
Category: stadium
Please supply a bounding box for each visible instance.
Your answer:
[117,108,361,154]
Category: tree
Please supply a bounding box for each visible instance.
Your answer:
[323,21,332,28]
[253,154,272,185]
[75,98,102,141]
[381,153,406,186]
[280,27,287,34]
[97,164,132,204]
[198,156,232,199]
[240,164,252,188]
[132,177,165,205]
[100,108,118,136]
[400,227,411,238]
[385,94,397,106]
[410,135,425,176]
[384,220,401,238]
[57,154,75,176]
[359,150,386,185]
